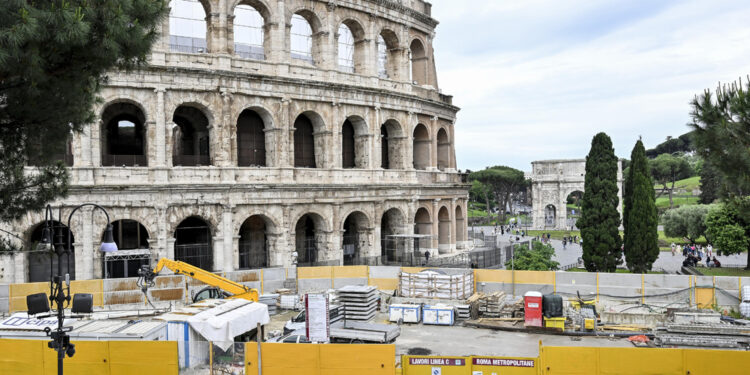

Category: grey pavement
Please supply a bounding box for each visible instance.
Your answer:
[469,226,747,273]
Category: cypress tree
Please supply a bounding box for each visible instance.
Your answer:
[623,140,659,273]
[578,133,622,272]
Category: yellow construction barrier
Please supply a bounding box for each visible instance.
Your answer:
[245,342,395,375]
[0,339,177,375]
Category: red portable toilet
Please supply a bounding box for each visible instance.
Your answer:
[524,291,543,327]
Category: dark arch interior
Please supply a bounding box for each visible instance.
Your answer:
[237,109,267,166]
[239,215,268,269]
[174,216,213,270]
[294,115,316,168]
[28,221,75,282]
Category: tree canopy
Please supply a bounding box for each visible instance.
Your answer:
[578,133,622,272]
[469,166,527,223]
[0,0,168,223]
[623,140,658,273]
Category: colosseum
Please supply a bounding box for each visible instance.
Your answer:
[1,0,468,283]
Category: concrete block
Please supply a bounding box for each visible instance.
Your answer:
[333,278,367,289]
[369,266,400,279]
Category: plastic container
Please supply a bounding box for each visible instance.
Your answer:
[742,286,750,302]
[542,294,563,318]
[524,291,543,327]
[741,302,750,318]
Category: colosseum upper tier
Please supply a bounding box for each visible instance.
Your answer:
[2,0,469,283]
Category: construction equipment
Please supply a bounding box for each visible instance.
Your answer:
[137,258,259,303]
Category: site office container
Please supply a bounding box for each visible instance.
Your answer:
[524,291,543,327]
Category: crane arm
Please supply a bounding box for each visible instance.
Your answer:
[138,258,258,302]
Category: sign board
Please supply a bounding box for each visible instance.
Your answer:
[305,293,329,342]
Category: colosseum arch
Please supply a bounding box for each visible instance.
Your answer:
[27,221,75,282]
[336,18,366,73]
[531,159,623,230]
[169,0,210,54]
[341,115,368,169]
[172,105,213,166]
[101,101,148,167]
[238,214,276,269]
[289,9,325,65]
[341,211,370,265]
[293,111,326,168]
[231,0,272,60]
[412,123,430,170]
[437,127,450,171]
[409,38,427,85]
[377,28,400,79]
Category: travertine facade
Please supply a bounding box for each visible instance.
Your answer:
[530,159,622,230]
[1,0,469,283]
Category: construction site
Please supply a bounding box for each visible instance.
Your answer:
[1,257,750,374]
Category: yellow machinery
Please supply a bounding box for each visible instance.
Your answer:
[137,258,259,303]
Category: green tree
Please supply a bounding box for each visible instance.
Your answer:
[623,140,658,273]
[578,133,622,272]
[650,153,693,209]
[469,166,526,223]
[690,79,750,197]
[0,0,168,224]
[661,204,713,243]
[705,198,750,269]
[506,240,560,271]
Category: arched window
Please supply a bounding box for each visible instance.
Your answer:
[237,109,267,166]
[102,102,147,166]
[169,0,207,54]
[341,120,355,168]
[290,14,313,63]
[410,39,427,85]
[337,24,354,73]
[172,106,211,166]
[234,4,265,60]
[437,128,450,171]
[377,35,388,78]
[294,115,316,168]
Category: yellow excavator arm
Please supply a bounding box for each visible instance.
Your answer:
[138,258,258,302]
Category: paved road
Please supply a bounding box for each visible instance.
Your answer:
[470,226,747,273]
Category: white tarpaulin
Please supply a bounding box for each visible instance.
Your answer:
[187,299,270,351]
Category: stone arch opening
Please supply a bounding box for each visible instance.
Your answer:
[545,204,557,228]
[438,206,451,254]
[169,0,208,53]
[342,211,369,265]
[437,127,450,171]
[295,213,325,265]
[102,219,150,279]
[455,205,465,243]
[380,208,405,258]
[414,207,432,253]
[290,11,323,65]
[101,102,147,166]
[233,2,267,60]
[28,221,75,283]
[172,105,211,166]
[409,38,427,85]
[566,190,584,230]
[293,112,324,168]
[239,215,273,269]
[413,124,430,170]
[378,29,399,79]
[174,216,213,270]
[237,109,267,166]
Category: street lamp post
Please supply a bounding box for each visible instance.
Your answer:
[28,204,117,375]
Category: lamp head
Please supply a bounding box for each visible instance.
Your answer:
[100,224,118,253]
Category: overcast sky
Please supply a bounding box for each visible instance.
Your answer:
[431,0,750,172]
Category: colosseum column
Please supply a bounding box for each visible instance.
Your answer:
[221,205,235,272]
[430,116,439,171]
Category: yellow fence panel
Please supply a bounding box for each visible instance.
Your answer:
[683,349,750,375]
[471,356,538,375]
[320,344,395,375]
[401,355,471,375]
[474,269,512,283]
[514,270,555,285]
[108,341,178,375]
[298,266,333,279]
[333,266,368,279]
[0,339,45,375]
[598,347,683,375]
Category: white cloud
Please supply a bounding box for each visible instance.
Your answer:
[431,0,750,171]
